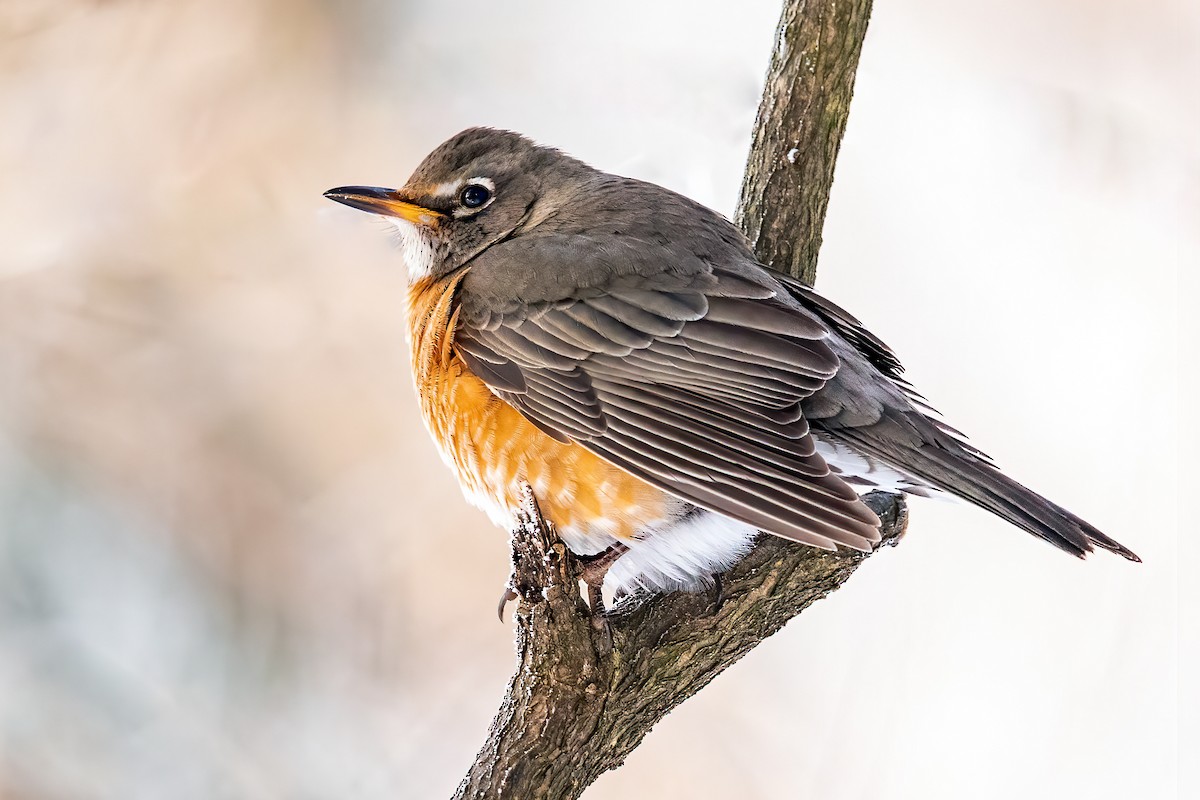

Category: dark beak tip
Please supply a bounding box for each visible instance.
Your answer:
[323,185,396,200]
[322,184,439,225]
[323,188,354,209]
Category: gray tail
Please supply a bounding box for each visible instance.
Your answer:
[935,452,1140,561]
[838,433,1140,562]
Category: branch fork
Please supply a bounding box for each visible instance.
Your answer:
[456,487,906,800]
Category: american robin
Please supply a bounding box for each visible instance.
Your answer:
[325,127,1139,598]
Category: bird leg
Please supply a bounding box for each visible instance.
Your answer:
[711,572,725,615]
[577,542,630,615]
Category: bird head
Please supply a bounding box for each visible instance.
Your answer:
[325,128,592,282]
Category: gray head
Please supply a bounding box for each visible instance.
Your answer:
[325,128,594,281]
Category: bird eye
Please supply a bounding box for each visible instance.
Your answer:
[460,183,492,209]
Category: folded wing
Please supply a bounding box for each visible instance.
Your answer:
[453,233,882,551]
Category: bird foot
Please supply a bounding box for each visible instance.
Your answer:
[577,542,630,617]
[496,542,630,622]
[711,572,725,614]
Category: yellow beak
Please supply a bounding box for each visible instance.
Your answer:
[323,185,445,228]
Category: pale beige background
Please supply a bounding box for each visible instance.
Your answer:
[0,1,1191,798]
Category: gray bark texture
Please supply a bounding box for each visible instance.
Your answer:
[453,2,896,798]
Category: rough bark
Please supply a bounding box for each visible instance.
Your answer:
[454,2,888,798]
[454,490,903,800]
[736,0,874,284]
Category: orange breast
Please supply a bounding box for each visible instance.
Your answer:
[406,275,668,545]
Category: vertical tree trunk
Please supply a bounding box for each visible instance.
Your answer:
[737,0,874,284]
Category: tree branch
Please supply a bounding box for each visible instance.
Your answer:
[737,0,874,284]
[454,2,890,798]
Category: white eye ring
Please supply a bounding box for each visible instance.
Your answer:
[460,183,491,208]
[452,176,496,217]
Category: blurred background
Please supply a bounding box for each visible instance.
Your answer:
[0,1,1191,798]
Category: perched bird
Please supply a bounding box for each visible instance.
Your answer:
[325,127,1139,597]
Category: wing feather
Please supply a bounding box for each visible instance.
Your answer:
[452,235,884,550]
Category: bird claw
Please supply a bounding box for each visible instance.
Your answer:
[496,584,519,621]
[497,542,630,621]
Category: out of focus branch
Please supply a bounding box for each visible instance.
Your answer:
[454,2,890,798]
